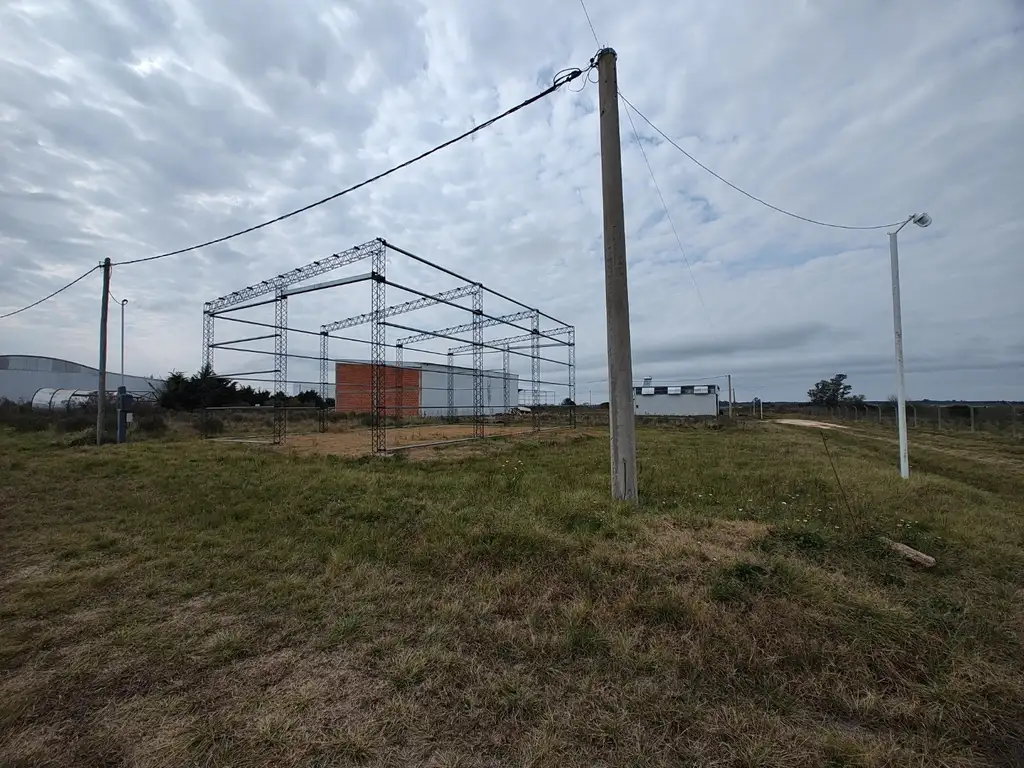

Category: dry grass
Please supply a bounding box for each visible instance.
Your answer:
[284,423,542,458]
[1,422,1023,766]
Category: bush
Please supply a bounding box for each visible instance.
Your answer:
[135,412,168,435]
[0,399,46,432]
[54,411,97,434]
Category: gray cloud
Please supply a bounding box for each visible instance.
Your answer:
[1,0,1022,403]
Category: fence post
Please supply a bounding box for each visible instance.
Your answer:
[910,403,917,428]
[969,405,975,433]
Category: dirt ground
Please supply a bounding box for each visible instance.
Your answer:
[284,424,541,458]
[774,418,849,430]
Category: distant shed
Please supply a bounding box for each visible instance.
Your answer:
[633,377,719,417]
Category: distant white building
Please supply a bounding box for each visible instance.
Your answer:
[633,376,719,417]
[0,355,165,404]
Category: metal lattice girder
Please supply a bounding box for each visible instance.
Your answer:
[396,309,535,347]
[273,293,288,445]
[446,352,455,422]
[319,331,329,406]
[395,344,404,424]
[204,239,381,315]
[202,309,215,370]
[531,312,540,428]
[503,345,511,412]
[568,327,576,427]
[448,326,574,356]
[472,288,484,438]
[274,294,288,399]
[370,249,386,454]
[321,284,478,333]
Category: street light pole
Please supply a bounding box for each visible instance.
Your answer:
[889,213,931,480]
[120,299,128,388]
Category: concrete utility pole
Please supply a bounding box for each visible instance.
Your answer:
[597,48,638,503]
[727,374,733,418]
[96,258,112,446]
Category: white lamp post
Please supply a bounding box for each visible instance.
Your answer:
[890,212,931,479]
[120,298,128,388]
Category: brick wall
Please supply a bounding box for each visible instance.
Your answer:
[335,363,420,416]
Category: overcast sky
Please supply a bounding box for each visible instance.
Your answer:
[1,0,1021,403]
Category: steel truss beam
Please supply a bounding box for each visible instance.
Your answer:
[447,326,573,356]
[503,345,511,412]
[206,239,381,314]
[472,289,484,438]
[446,352,455,422]
[321,284,478,333]
[273,294,287,444]
[395,342,404,425]
[204,238,379,379]
[395,308,533,347]
[370,251,386,454]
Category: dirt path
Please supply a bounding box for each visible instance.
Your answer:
[776,419,1021,469]
[774,419,849,430]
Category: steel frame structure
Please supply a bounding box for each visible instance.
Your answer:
[448,324,576,428]
[203,238,574,453]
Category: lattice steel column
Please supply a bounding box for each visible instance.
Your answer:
[394,343,403,425]
[446,352,455,422]
[202,305,215,370]
[319,330,329,433]
[531,311,540,429]
[502,344,511,413]
[273,293,288,444]
[472,286,484,438]
[568,326,576,428]
[370,243,386,454]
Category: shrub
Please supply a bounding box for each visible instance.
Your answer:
[135,412,168,435]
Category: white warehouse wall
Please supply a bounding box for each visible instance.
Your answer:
[419,367,518,417]
[0,355,165,403]
[634,388,719,417]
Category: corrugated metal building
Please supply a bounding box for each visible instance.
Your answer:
[633,378,720,417]
[335,361,518,417]
[0,355,165,404]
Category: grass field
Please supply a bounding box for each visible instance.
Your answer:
[1,420,1023,766]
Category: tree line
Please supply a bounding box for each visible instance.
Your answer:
[158,365,332,411]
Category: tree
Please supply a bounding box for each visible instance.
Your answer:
[159,365,273,410]
[807,373,864,407]
[561,397,576,407]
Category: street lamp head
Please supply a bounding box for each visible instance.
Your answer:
[911,213,932,228]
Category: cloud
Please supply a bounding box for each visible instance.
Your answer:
[1,0,1021,404]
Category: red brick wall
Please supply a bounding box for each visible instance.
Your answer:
[335,363,420,416]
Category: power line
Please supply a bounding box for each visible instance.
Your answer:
[620,93,709,317]
[114,67,589,268]
[618,93,904,231]
[578,0,600,45]
[0,265,100,320]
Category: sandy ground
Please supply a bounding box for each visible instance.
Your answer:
[284,424,540,458]
[774,419,849,430]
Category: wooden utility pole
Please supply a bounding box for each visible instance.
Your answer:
[597,48,637,502]
[727,374,733,418]
[96,258,112,446]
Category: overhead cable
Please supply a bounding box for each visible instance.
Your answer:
[618,93,904,231]
[620,93,709,317]
[115,67,589,267]
[578,0,600,45]
[0,265,100,320]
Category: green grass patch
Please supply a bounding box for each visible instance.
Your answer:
[1,424,1022,766]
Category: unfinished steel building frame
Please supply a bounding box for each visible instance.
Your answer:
[203,238,574,453]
